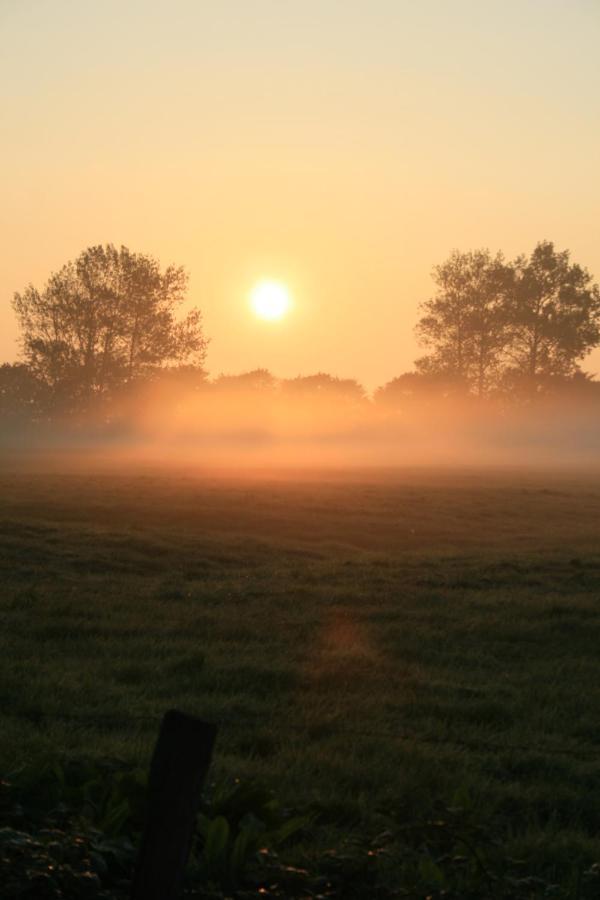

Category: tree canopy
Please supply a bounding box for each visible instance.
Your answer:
[0,363,46,423]
[415,242,600,397]
[12,244,207,408]
[281,373,366,403]
[415,249,513,396]
[506,241,600,387]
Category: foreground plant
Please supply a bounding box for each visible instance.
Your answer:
[1,763,600,899]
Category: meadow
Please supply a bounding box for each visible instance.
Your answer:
[2,466,600,897]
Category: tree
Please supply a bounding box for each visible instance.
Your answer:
[415,249,514,396]
[212,369,278,393]
[0,363,46,423]
[12,244,207,407]
[281,372,366,404]
[373,371,464,410]
[504,241,600,389]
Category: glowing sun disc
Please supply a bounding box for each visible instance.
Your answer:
[250,280,291,320]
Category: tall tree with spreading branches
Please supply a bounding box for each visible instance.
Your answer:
[504,241,600,389]
[415,249,514,396]
[12,244,207,407]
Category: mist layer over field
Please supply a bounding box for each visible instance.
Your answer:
[3,376,600,471]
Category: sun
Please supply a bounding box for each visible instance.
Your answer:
[250,280,292,321]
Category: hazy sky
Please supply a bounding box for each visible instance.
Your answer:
[1,0,599,388]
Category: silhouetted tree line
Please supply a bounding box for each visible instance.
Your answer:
[2,240,600,428]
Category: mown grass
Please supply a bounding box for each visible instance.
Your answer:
[2,467,600,893]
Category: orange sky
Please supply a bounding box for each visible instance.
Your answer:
[1,0,599,389]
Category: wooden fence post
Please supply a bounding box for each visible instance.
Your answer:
[131,709,218,900]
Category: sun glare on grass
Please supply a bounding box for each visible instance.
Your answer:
[250,280,292,321]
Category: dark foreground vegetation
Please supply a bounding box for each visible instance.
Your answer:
[2,469,600,897]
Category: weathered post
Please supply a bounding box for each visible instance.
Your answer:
[131,709,218,900]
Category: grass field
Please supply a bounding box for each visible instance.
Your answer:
[2,467,600,896]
